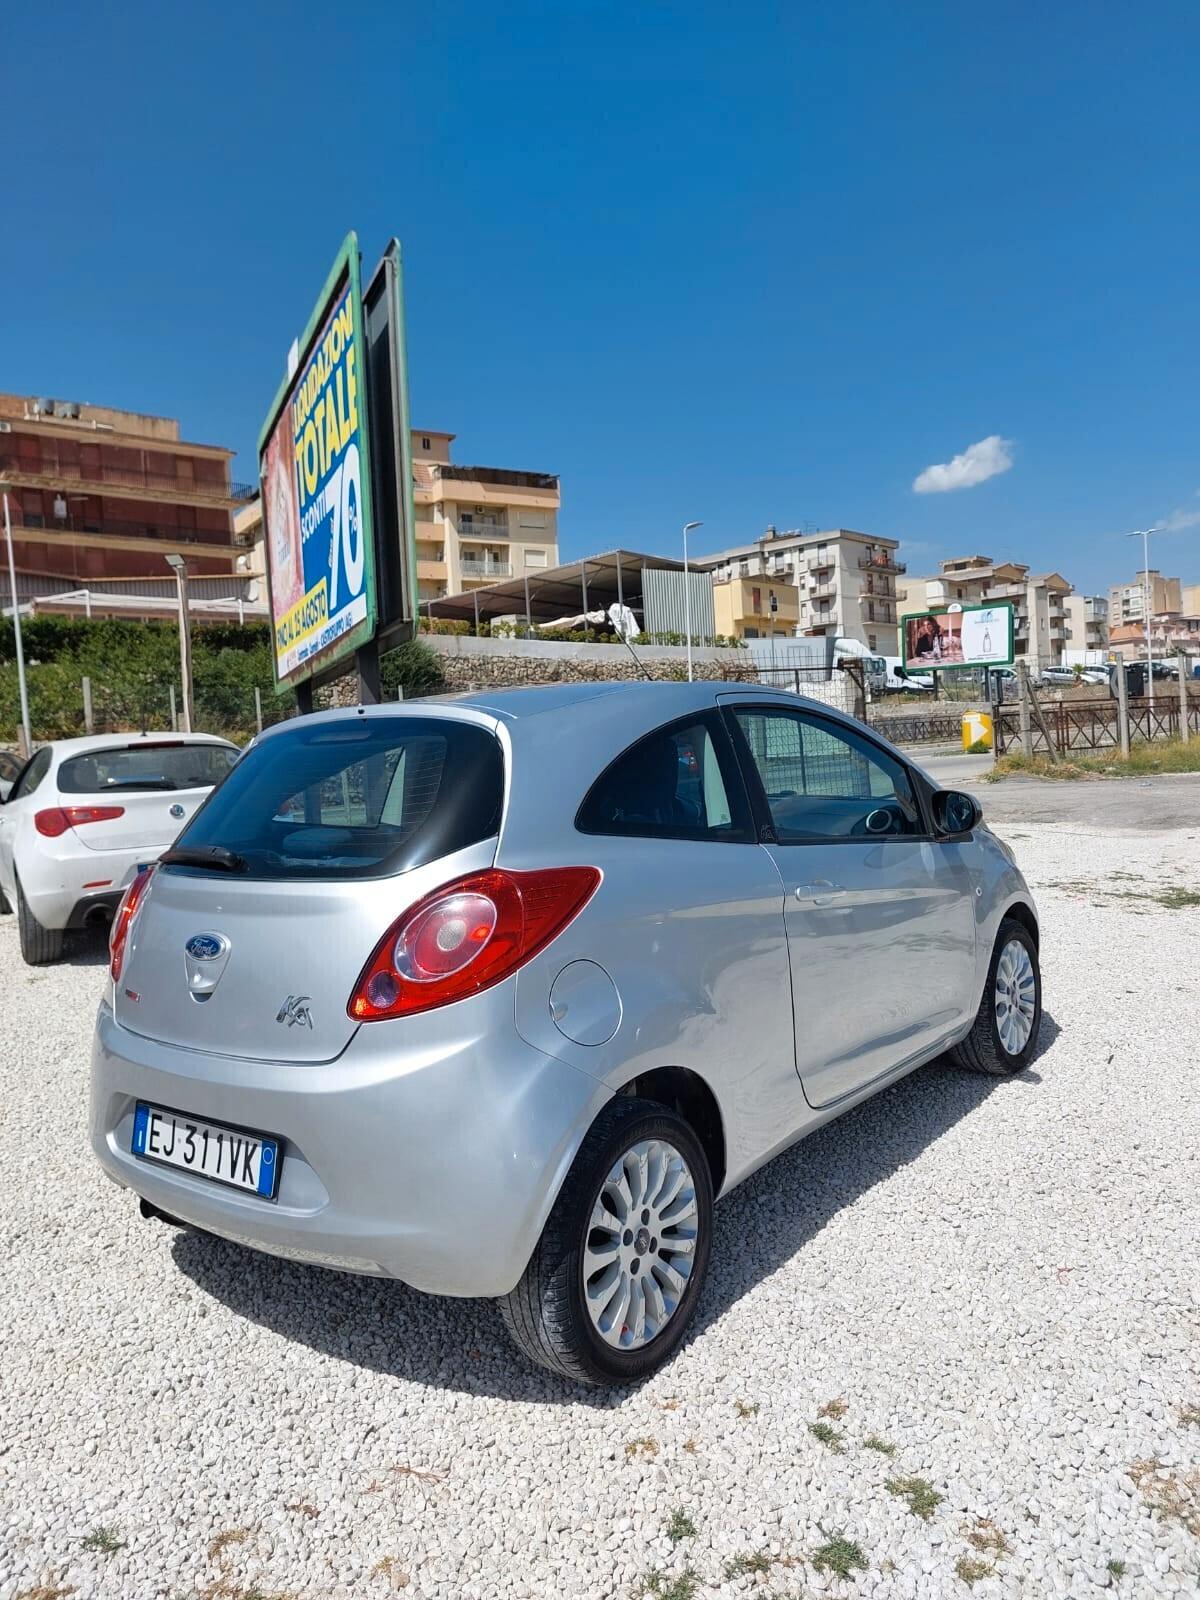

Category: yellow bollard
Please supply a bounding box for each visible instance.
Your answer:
[962,710,994,752]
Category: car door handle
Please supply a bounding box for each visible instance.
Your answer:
[793,879,841,906]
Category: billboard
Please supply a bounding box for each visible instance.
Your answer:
[259,235,376,685]
[901,602,1014,671]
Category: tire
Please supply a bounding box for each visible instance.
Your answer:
[16,875,64,966]
[499,1096,714,1386]
[949,917,1041,1076]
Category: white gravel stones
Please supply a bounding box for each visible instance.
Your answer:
[1,816,1198,1598]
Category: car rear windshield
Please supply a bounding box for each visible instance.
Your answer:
[58,743,238,794]
[166,716,504,880]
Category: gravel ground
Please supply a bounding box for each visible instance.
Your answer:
[2,819,1198,1600]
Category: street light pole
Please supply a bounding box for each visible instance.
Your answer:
[682,520,703,682]
[2,490,33,757]
[164,553,194,733]
[1126,527,1161,711]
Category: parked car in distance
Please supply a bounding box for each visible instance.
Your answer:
[91,683,1041,1386]
[0,749,22,803]
[0,733,239,965]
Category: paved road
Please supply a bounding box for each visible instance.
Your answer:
[915,751,1200,832]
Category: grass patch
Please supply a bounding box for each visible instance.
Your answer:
[1107,1558,1127,1579]
[722,1550,773,1579]
[864,1435,897,1456]
[987,736,1200,783]
[638,1567,698,1599]
[14,1587,76,1600]
[665,1509,696,1544]
[734,1399,760,1418]
[625,1437,660,1460]
[885,1476,944,1521]
[81,1525,124,1555]
[207,1529,251,1563]
[811,1534,867,1580]
[808,1420,844,1452]
[1046,878,1200,912]
[1129,1458,1200,1537]
[966,1519,1010,1557]
[954,1556,991,1586]
[1179,1403,1200,1427]
[817,1396,849,1419]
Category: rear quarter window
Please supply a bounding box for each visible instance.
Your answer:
[169,716,503,879]
[58,743,238,794]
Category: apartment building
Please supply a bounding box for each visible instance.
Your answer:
[712,574,800,640]
[0,392,253,586]
[1062,593,1109,658]
[895,555,1072,673]
[412,431,559,602]
[697,527,904,652]
[1109,569,1182,627]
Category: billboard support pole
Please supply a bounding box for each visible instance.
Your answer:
[356,642,382,705]
[295,680,315,717]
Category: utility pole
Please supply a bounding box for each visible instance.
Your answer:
[682,521,703,681]
[164,553,194,733]
[1125,527,1161,712]
[2,490,33,758]
[1177,650,1190,743]
[1113,650,1131,757]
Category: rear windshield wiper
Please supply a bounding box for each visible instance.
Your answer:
[158,844,249,873]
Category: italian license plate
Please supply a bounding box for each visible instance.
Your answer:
[132,1103,280,1198]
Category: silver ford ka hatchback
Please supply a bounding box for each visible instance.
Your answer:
[90,682,1041,1385]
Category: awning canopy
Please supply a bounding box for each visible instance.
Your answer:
[425,548,689,626]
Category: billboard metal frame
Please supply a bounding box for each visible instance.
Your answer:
[258,232,378,692]
[899,601,1015,672]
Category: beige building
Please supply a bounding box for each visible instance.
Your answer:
[697,527,904,653]
[1182,583,1200,617]
[896,556,1072,672]
[1109,569,1182,627]
[712,574,800,641]
[412,431,559,602]
[234,430,561,606]
[1062,593,1109,658]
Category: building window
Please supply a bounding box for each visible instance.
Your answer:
[518,511,547,530]
[867,601,875,622]
[751,587,762,614]
[524,548,548,568]
[422,437,431,450]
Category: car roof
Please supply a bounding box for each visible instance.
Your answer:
[43,732,238,758]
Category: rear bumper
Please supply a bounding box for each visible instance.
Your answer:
[89,993,610,1297]
[19,841,146,931]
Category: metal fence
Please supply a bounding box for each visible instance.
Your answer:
[994,692,1200,755]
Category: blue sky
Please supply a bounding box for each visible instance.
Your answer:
[4,1,1198,595]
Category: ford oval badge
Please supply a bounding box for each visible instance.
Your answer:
[185,933,225,961]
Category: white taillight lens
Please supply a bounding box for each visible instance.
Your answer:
[394,892,499,982]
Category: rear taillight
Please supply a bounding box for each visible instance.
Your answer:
[349,867,601,1021]
[35,805,125,838]
[110,864,155,984]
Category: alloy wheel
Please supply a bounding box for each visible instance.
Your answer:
[994,937,1037,1055]
[582,1138,699,1351]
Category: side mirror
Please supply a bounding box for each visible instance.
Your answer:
[933,789,981,837]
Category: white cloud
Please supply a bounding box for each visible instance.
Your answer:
[1160,492,1200,533]
[913,435,1014,495]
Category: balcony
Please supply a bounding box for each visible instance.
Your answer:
[808,555,834,573]
[460,559,512,581]
[858,552,906,574]
[808,583,837,601]
[458,523,510,542]
[0,454,255,504]
[5,511,234,554]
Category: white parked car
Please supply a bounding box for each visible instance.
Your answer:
[0,750,22,803]
[0,733,239,965]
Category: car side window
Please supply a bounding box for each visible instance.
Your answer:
[577,715,753,842]
[9,747,51,803]
[731,707,921,842]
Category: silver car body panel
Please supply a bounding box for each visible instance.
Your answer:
[90,682,1038,1297]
